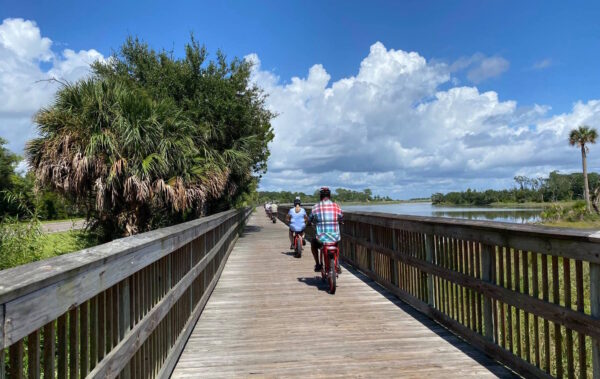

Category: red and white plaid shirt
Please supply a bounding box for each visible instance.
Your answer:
[309,199,343,243]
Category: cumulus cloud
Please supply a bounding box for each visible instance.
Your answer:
[0,18,105,152]
[248,42,600,198]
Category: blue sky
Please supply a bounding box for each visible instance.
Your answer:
[1,1,600,198]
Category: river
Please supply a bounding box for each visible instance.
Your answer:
[343,202,543,224]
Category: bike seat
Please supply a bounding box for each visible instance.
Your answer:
[323,243,338,250]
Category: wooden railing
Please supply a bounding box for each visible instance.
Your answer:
[278,205,600,379]
[0,207,252,379]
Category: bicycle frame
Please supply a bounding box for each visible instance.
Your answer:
[320,243,339,279]
[293,231,304,249]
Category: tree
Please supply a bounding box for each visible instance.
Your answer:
[28,36,274,239]
[569,125,598,212]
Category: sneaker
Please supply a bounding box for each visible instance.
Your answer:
[336,265,342,274]
[314,263,322,272]
[290,244,294,250]
[302,238,306,246]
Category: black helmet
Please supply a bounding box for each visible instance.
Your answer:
[319,187,331,200]
[294,197,301,206]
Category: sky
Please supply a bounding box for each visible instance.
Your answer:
[1,1,600,199]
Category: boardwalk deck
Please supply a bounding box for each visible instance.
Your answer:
[171,211,517,378]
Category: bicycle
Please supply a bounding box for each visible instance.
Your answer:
[320,242,340,294]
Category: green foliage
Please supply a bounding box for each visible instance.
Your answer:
[541,200,600,223]
[28,36,274,240]
[432,171,600,205]
[0,216,43,270]
[258,188,392,204]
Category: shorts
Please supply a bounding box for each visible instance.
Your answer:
[311,238,339,249]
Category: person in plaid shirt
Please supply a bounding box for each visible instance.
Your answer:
[309,187,343,272]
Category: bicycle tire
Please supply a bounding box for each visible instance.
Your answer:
[329,256,336,294]
[295,237,302,257]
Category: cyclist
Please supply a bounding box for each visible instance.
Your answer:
[286,197,308,251]
[270,201,278,220]
[309,187,343,272]
[265,202,272,218]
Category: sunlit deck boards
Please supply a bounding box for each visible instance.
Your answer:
[171,212,516,378]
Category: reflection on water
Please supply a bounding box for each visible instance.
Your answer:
[343,202,542,224]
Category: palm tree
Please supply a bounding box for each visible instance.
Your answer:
[569,125,598,212]
[27,79,233,238]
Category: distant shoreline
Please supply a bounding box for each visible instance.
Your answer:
[338,199,430,205]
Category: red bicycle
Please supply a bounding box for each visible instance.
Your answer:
[320,242,340,294]
[292,231,304,258]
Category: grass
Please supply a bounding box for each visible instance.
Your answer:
[38,230,98,260]
[541,220,600,229]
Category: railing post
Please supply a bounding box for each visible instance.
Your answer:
[481,244,495,341]
[368,225,374,272]
[425,234,435,307]
[119,278,131,379]
[591,262,600,378]
[390,230,399,286]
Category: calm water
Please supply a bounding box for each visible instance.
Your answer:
[343,202,543,224]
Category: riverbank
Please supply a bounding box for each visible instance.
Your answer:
[338,199,429,206]
[431,201,576,208]
[540,220,600,229]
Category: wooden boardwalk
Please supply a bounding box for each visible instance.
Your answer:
[171,212,517,378]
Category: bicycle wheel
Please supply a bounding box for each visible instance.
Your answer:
[328,256,336,294]
[295,237,302,257]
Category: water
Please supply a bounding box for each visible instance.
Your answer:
[343,202,543,224]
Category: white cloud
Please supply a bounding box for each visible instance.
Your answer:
[450,53,510,83]
[0,18,105,153]
[249,42,600,198]
[466,56,510,83]
[533,58,552,70]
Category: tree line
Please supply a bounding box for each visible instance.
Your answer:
[258,188,393,204]
[431,171,600,206]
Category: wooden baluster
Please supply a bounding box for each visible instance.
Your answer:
[43,322,55,379]
[368,225,374,272]
[575,260,586,379]
[120,278,131,379]
[425,233,435,307]
[57,314,67,379]
[27,330,40,379]
[541,254,550,373]
[475,242,483,334]
[80,300,89,378]
[69,307,79,379]
[8,339,23,379]
[391,229,399,287]
[551,256,562,378]
[563,258,574,379]
[514,249,521,358]
[531,251,540,368]
[505,247,513,353]
[481,243,494,341]
[90,295,98,371]
[498,247,506,349]
[522,251,531,364]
